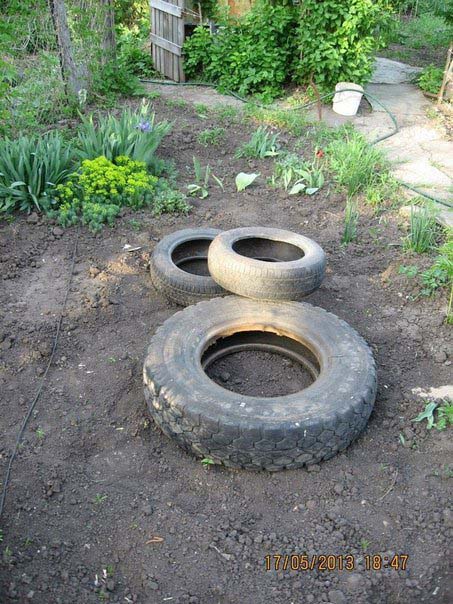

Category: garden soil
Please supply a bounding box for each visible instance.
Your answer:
[0,98,452,604]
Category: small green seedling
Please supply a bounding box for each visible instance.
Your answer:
[36,427,45,441]
[201,457,215,467]
[399,265,419,278]
[360,538,371,552]
[187,157,223,199]
[93,494,108,505]
[235,172,260,192]
[413,400,453,431]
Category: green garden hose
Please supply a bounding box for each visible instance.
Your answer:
[140,78,453,210]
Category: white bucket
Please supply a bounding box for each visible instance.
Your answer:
[332,82,364,116]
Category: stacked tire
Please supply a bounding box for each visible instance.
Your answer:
[144,226,377,471]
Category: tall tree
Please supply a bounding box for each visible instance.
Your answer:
[48,0,86,96]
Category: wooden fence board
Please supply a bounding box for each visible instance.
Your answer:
[150,0,185,81]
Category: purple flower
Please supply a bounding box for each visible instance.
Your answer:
[137,120,152,132]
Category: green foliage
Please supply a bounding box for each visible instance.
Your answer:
[1,53,72,137]
[114,0,148,27]
[197,127,226,147]
[235,172,260,191]
[245,105,308,136]
[187,157,223,199]
[390,11,452,48]
[427,234,453,320]
[52,155,158,231]
[327,132,388,197]
[117,23,156,78]
[272,153,324,194]
[235,127,280,159]
[91,59,144,103]
[342,198,359,244]
[212,104,240,124]
[0,132,73,214]
[418,65,444,95]
[183,2,298,101]
[75,102,171,171]
[413,400,453,431]
[153,181,190,215]
[399,233,452,321]
[294,0,392,90]
[404,206,438,254]
[365,173,400,208]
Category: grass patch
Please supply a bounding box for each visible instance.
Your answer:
[197,127,226,147]
[403,206,438,254]
[391,13,452,50]
[244,105,308,136]
[327,131,388,197]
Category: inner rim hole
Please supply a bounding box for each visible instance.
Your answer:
[232,237,304,262]
[171,238,212,276]
[202,331,320,397]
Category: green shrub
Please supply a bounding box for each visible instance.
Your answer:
[294,0,392,90]
[75,101,171,171]
[184,0,391,99]
[327,131,388,197]
[117,22,156,78]
[52,155,158,231]
[183,2,298,101]
[91,59,144,103]
[418,65,444,95]
[0,132,73,214]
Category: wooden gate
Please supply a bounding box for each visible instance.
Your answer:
[150,0,186,82]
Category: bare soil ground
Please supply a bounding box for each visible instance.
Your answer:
[0,98,452,604]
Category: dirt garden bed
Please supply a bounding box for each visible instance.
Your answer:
[0,98,451,604]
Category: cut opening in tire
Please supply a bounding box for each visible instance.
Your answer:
[232,237,304,263]
[171,238,212,276]
[201,330,320,397]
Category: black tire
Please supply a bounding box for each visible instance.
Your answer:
[150,228,226,306]
[208,227,326,301]
[143,297,377,471]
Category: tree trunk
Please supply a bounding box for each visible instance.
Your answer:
[48,0,85,96]
[100,0,116,63]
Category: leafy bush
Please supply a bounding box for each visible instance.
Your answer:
[52,155,158,231]
[117,22,157,78]
[0,132,73,214]
[184,0,391,98]
[91,59,144,103]
[183,2,298,101]
[327,131,388,197]
[75,101,171,171]
[294,0,392,90]
[418,65,444,95]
